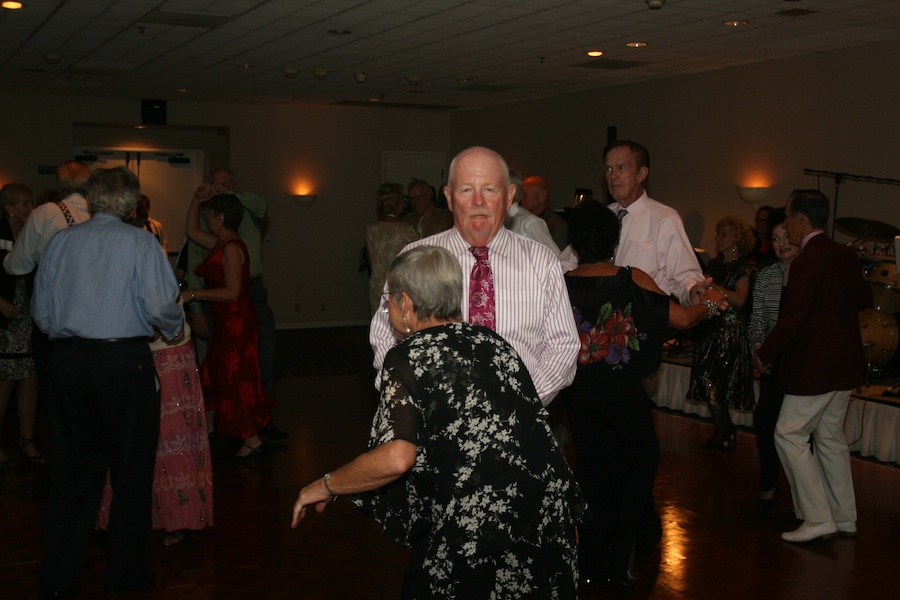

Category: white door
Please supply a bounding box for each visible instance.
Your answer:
[75,148,204,259]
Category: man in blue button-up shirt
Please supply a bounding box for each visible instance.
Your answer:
[33,166,182,596]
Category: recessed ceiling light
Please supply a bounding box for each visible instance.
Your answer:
[238,64,254,69]
[175,88,191,93]
[328,29,352,35]
[587,50,603,57]
[626,42,647,48]
[2,2,23,9]
[724,20,749,27]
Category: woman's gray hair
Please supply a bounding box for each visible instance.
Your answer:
[87,166,140,218]
[386,246,463,321]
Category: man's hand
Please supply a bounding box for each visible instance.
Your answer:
[689,276,716,306]
[191,312,209,339]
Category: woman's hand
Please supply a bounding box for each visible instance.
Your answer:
[700,287,728,312]
[291,478,334,528]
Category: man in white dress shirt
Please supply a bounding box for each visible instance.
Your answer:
[505,170,560,256]
[4,160,92,276]
[603,140,707,306]
[370,146,579,406]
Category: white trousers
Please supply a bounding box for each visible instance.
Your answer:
[774,390,857,524]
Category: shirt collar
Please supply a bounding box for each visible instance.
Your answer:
[449,225,512,259]
[611,190,648,215]
[800,228,824,249]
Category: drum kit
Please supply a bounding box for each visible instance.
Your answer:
[838,217,900,377]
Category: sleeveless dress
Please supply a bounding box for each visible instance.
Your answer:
[0,218,36,380]
[686,256,756,410]
[195,238,275,438]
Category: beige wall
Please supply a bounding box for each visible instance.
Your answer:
[0,95,450,328]
[1,37,898,328]
[450,37,900,254]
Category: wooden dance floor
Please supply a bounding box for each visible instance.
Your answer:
[2,360,900,597]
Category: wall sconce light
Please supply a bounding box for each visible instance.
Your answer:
[737,186,769,205]
[293,194,317,207]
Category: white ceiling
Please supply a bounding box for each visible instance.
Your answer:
[1,0,899,112]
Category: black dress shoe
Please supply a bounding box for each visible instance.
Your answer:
[601,572,638,588]
[260,423,288,441]
[105,570,156,596]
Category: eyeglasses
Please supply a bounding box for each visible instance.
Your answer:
[380,291,394,313]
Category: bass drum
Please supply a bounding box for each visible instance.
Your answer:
[868,262,900,313]
[859,308,898,367]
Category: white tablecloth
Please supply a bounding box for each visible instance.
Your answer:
[844,395,900,463]
[646,361,757,427]
[647,361,900,464]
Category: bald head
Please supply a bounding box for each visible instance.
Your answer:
[56,161,91,197]
[521,175,549,216]
[444,146,515,247]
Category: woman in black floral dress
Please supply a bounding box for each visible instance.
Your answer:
[565,200,723,587]
[293,246,584,599]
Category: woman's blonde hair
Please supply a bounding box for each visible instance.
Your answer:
[716,215,755,256]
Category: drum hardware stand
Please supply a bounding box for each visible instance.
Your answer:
[803,168,900,239]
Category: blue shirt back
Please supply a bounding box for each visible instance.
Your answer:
[32,212,182,341]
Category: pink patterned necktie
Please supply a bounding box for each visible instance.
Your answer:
[468,246,496,330]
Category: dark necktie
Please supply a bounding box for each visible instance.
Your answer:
[468,246,496,330]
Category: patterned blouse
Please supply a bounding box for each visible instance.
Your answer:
[353,322,584,598]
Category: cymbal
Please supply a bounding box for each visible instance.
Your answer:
[835,217,900,241]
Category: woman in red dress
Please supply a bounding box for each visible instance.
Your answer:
[182,192,275,459]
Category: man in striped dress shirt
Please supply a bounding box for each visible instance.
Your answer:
[370,146,579,407]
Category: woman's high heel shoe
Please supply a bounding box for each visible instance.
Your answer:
[700,437,725,450]
[757,484,778,511]
[722,431,737,450]
[17,437,46,464]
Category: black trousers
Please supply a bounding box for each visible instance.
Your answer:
[40,338,159,592]
[565,377,659,579]
[753,364,784,492]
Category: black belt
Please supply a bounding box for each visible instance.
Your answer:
[54,336,148,345]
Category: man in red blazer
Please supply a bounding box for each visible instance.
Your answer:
[755,189,872,543]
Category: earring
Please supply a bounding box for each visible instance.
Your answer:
[402,315,411,335]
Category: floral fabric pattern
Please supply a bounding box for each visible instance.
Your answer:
[686,257,756,410]
[574,302,647,368]
[468,246,496,330]
[352,322,584,599]
[566,267,670,382]
[98,342,213,533]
